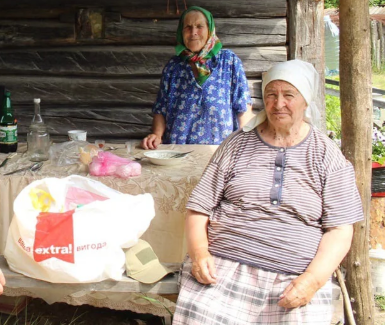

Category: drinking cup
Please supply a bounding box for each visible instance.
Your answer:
[68,130,87,141]
[125,141,132,155]
[95,140,105,149]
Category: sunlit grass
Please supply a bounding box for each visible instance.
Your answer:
[373,73,385,92]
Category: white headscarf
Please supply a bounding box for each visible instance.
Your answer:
[243,59,321,131]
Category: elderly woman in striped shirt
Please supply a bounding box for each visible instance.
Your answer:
[172,59,363,325]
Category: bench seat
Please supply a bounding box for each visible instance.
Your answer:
[0,255,180,318]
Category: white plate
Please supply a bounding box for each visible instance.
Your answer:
[143,150,187,166]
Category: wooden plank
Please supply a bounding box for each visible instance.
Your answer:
[0,9,69,19]
[0,0,287,18]
[0,17,286,48]
[105,18,286,46]
[0,20,75,48]
[1,75,262,104]
[115,0,287,18]
[0,256,180,295]
[14,105,153,141]
[1,76,160,105]
[0,46,287,77]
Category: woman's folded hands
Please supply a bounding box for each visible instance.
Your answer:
[278,271,321,309]
[190,248,217,285]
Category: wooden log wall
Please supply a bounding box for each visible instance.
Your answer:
[0,0,287,142]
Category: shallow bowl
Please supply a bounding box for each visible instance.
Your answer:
[143,150,187,166]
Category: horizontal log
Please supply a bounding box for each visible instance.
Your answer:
[0,17,286,48]
[105,18,286,46]
[115,0,286,18]
[1,76,262,105]
[0,20,75,48]
[0,46,287,78]
[1,0,286,18]
[0,9,70,19]
[17,116,152,141]
[2,77,160,105]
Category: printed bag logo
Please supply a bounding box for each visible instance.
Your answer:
[33,210,75,263]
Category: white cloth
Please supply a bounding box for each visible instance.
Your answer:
[243,59,321,132]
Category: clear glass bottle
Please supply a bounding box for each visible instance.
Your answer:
[27,98,50,161]
[31,98,43,124]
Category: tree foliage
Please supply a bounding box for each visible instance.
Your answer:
[324,0,385,8]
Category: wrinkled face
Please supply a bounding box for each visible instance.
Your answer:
[182,11,209,53]
[263,80,308,127]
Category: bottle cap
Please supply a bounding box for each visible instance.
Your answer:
[34,98,41,103]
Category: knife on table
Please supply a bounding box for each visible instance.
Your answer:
[3,162,43,176]
[0,152,17,168]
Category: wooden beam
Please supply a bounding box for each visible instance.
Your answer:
[0,20,75,48]
[287,0,325,130]
[1,256,179,295]
[0,46,287,78]
[0,75,263,105]
[0,18,286,48]
[105,18,286,46]
[339,0,375,324]
[0,8,69,19]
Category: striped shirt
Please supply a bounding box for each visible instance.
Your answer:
[186,126,364,275]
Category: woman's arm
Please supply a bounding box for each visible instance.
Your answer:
[141,114,166,149]
[186,209,217,285]
[237,104,254,128]
[278,224,353,308]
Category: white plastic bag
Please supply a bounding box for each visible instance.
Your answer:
[4,175,155,283]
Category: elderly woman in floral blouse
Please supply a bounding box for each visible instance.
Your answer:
[141,6,253,149]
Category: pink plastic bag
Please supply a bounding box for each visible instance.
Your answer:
[89,151,141,178]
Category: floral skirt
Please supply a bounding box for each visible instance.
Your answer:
[172,255,332,325]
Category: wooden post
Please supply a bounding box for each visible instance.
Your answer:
[287,0,326,131]
[339,0,375,324]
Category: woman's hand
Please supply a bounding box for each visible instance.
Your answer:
[0,269,5,295]
[141,114,166,149]
[278,225,353,309]
[141,134,162,149]
[190,248,217,285]
[278,271,320,309]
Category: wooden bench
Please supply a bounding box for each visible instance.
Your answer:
[0,256,180,322]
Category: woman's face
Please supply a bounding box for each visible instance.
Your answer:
[182,11,209,53]
[263,80,308,128]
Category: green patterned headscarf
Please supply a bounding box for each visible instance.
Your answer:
[175,6,222,85]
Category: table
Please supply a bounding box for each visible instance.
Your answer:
[0,142,218,261]
[0,142,218,316]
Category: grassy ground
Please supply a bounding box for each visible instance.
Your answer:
[373,72,385,93]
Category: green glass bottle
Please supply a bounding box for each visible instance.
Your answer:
[0,91,18,153]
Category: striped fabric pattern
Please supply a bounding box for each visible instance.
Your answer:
[186,126,364,275]
[173,255,332,325]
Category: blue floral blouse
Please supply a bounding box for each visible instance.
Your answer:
[153,49,251,145]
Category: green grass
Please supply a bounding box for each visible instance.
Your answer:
[373,72,385,92]
[375,295,385,311]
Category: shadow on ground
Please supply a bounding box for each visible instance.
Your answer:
[0,298,165,325]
